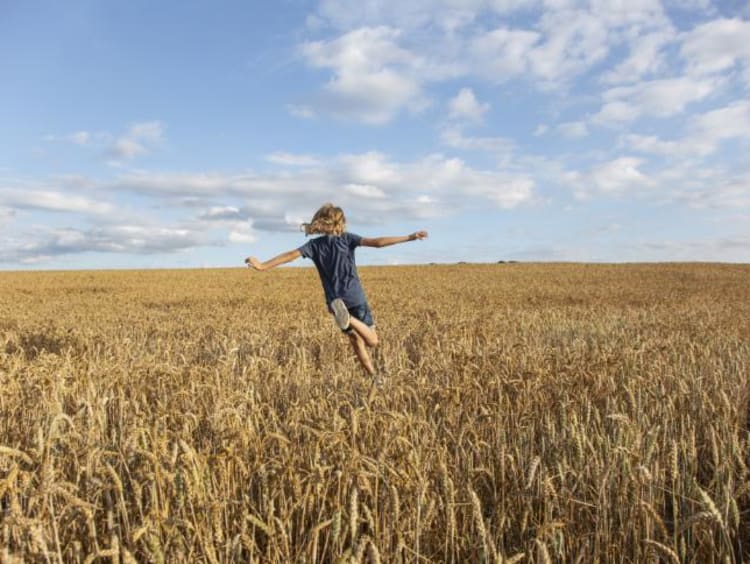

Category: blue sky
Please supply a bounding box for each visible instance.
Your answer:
[1,0,749,269]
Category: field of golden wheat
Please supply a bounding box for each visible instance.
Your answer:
[1,263,749,562]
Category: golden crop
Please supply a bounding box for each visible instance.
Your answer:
[1,263,749,562]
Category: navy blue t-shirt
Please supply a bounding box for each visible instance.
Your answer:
[298,232,367,307]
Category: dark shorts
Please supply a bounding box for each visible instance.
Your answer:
[330,301,375,330]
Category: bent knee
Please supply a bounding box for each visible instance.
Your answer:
[367,332,379,348]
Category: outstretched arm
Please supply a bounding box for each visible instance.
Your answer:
[361,231,428,248]
[245,249,302,271]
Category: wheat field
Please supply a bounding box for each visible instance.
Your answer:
[1,263,749,562]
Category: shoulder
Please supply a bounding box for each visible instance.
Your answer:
[343,232,362,244]
[297,236,320,257]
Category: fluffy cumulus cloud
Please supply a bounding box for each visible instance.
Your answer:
[300,27,429,124]
[566,157,653,199]
[469,28,540,81]
[680,18,750,79]
[690,100,750,146]
[448,88,490,122]
[524,9,611,84]
[300,0,681,122]
[228,223,257,244]
[601,30,675,85]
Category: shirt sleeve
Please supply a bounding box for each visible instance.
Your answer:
[298,239,315,259]
[346,232,362,249]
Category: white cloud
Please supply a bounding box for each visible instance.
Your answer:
[665,0,714,11]
[338,151,402,186]
[591,158,653,193]
[0,207,15,223]
[466,172,535,208]
[111,171,311,198]
[520,3,670,85]
[448,88,490,122]
[107,121,165,162]
[301,27,428,124]
[251,214,303,233]
[594,75,721,124]
[286,104,316,119]
[0,223,211,264]
[382,154,536,208]
[110,138,147,160]
[298,0,689,125]
[469,28,539,80]
[439,127,516,165]
[623,100,750,157]
[44,122,167,162]
[624,236,750,262]
[690,100,750,143]
[680,18,750,77]
[266,152,321,166]
[102,225,197,252]
[602,29,675,84]
[623,133,707,157]
[69,131,91,145]
[228,223,257,244]
[591,100,638,123]
[199,206,244,221]
[673,174,750,209]
[30,153,533,251]
[527,9,611,84]
[44,130,106,146]
[558,121,588,138]
[127,121,164,142]
[99,151,538,219]
[566,157,653,198]
[315,0,538,32]
[0,188,114,215]
[650,160,750,210]
[344,183,387,199]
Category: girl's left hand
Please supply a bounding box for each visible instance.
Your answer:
[245,257,264,271]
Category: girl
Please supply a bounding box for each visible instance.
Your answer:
[245,203,428,377]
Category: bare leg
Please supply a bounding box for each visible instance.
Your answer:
[348,331,375,375]
[348,317,378,348]
[329,302,379,375]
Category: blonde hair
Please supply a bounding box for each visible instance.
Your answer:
[301,203,346,236]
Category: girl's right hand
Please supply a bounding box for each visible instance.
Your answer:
[245,257,264,271]
[411,231,428,241]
